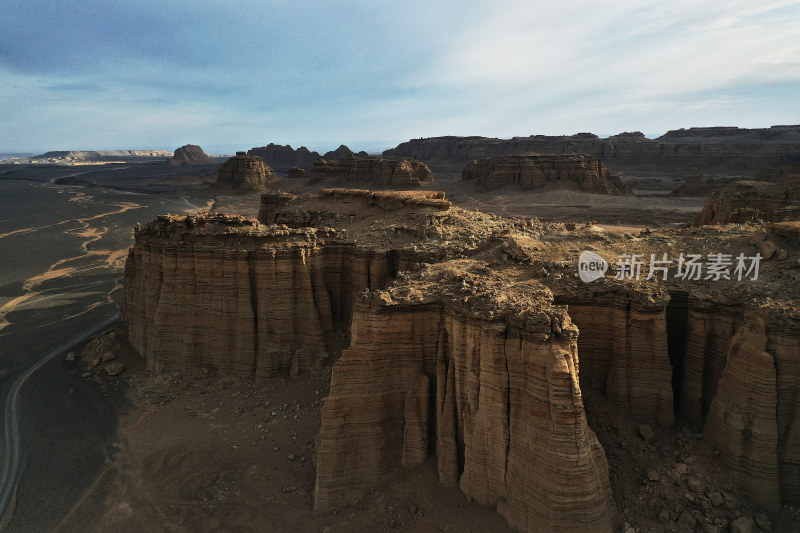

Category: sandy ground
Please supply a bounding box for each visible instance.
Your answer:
[57,329,513,533]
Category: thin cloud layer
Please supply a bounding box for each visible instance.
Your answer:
[1,0,798,152]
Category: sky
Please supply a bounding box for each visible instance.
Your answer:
[1,0,799,154]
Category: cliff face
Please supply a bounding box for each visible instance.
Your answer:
[216,152,275,193]
[754,163,800,182]
[247,143,320,171]
[461,153,632,195]
[310,156,434,187]
[122,214,423,377]
[313,264,617,532]
[123,189,800,526]
[384,126,800,175]
[556,299,674,426]
[693,180,800,225]
[168,144,214,165]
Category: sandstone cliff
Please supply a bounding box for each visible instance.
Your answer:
[122,214,426,378]
[309,155,434,187]
[215,152,276,193]
[384,126,800,175]
[247,143,320,171]
[123,189,800,526]
[314,262,617,532]
[693,179,800,225]
[168,144,215,165]
[461,153,632,195]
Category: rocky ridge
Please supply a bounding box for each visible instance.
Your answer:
[122,189,800,532]
[461,153,632,195]
[384,126,800,175]
[247,143,320,171]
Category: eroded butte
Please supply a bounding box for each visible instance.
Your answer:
[122,188,800,532]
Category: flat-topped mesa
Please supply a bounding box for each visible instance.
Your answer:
[314,261,618,532]
[168,144,215,165]
[384,126,800,175]
[216,151,276,193]
[258,188,450,227]
[461,153,632,195]
[309,155,434,187]
[693,179,800,225]
[247,143,320,171]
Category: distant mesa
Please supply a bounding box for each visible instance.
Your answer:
[694,171,800,225]
[247,143,320,171]
[384,125,800,176]
[245,143,370,172]
[461,153,632,195]
[309,155,434,187]
[216,152,276,193]
[286,167,308,179]
[168,144,214,165]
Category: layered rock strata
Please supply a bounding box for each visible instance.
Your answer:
[122,214,425,377]
[461,153,631,195]
[384,125,800,175]
[216,152,276,192]
[309,156,434,187]
[123,189,800,525]
[693,179,800,225]
[754,163,800,183]
[314,262,617,532]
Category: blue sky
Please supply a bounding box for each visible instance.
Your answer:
[2,0,799,154]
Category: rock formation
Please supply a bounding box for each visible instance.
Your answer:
[693,179,800,225]
[247,143,320,171]
[309,155,434,187]
[314,263,617,532]
[322,144,367,160]
[215,152,275,193]
[286,167,308,179]
[123,188,800,528]
[704,314,780,510]
[755,163,800,182]
[461,153,632,195]
[168,144,215,165]
[384,125,800,175]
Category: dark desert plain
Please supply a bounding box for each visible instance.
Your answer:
[0,163,217,531]
[0,158,718,532]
